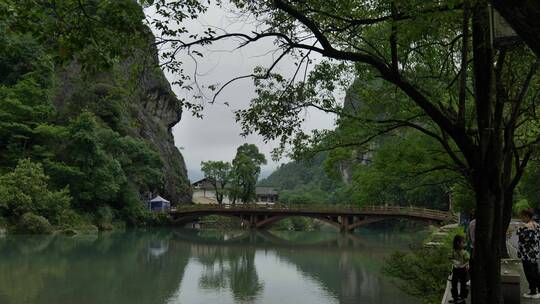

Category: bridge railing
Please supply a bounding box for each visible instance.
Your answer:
[172,203,454,220]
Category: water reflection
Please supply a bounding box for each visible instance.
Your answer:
[0,228,424,304]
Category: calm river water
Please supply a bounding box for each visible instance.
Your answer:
[0,228,426,304]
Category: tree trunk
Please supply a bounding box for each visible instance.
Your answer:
[501,190,513,258]
[217,191,223,204]
[471,176,504,304]
[470,1,504,303]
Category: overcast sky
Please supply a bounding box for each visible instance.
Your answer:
[146,3,336,181]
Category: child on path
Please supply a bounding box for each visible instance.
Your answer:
[450,235,469,304]
[517,208,540,299]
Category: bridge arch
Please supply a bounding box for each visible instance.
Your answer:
[170,205,455,232]
[253,214,392,231]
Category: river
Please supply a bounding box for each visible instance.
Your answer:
[0,227,426,304]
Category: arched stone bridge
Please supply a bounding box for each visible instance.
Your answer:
[170,204,456,232]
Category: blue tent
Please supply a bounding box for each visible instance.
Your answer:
[148,195,171,212]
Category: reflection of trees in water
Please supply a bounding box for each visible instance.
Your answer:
[177,228,420,304]
[0,228,421,304]
[0,230,190,304]
[192,243,264,303]
[272,230,419,304]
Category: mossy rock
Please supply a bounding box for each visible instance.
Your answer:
[16,213,53,234]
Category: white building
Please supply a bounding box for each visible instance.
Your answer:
[192,178,279,205]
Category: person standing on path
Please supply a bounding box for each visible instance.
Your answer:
[449,235,469,303]
[517,208,540,299]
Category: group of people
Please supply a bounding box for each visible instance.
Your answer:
[449,208,540,303]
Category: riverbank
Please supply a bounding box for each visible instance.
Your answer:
[0,210,173,237]
[383,223,462,304]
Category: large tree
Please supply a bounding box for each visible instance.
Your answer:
[201,160,233,204]
[232,144,267,204]
[148,1,540,303]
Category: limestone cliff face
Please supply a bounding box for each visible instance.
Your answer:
[131,50,192,203]
[53,33,192,204]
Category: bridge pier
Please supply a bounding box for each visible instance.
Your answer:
[243,214,260,229]
[339,215,350,232]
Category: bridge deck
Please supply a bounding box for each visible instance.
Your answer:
[171,204,454,222]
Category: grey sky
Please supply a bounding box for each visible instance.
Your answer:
[147,3,336,181]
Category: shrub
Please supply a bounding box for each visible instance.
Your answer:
[0,159,71,224]
[56,209,86,229]
[384,246,450,304]
[383,228,461,304]
[149,212,172,226]
[15,212,53,234]
[95,206,114,230]
[119,185,152,226]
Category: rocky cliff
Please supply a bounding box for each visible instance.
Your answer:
[130,46,192,203]
[53,32,192,204]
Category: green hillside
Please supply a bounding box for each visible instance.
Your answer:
[259,153,349,204]
[0,1,190,232]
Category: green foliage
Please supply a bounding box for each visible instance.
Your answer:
[349,132,453,209]
[95,206,115,230]
[259,76,461,210]
[519,160,540,209]
[384,247,450,304]
[201,160,232,204]
[0,159,71,225]
[118,183,153,227]
[383,228,462,304]
[232,144,267,203]
[15,212,53,234]
[149,212,173,226]
[513,198,531,215]
[64,112,126,209]
[451,183,475,214]
[106,136,163,192]
[260,152,347,204]
[2,0,148,71]
[0,0,180,230]
[289,217,312,231]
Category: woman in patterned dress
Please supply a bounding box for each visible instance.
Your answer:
[518,208,540,299]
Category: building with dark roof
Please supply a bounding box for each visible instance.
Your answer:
[192,178,279,204]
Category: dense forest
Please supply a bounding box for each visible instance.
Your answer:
[0,1,190,233]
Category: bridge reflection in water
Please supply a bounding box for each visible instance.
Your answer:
[0,228,424,304]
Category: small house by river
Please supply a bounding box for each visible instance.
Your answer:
[192,178,279,204]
